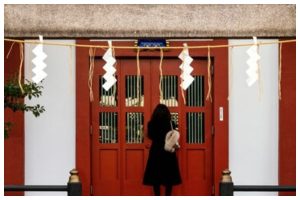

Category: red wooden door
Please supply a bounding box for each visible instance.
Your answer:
[92,57,212,195]
[92,58,152,195]
[151,58,212,195]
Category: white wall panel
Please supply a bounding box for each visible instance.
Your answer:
[24,40,76,196]
[229,39,278,196]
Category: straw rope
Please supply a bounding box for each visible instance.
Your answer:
[4,38,296,50]
[206,46,212,102]
[112,47,117,104]
[159,48,164,103]
[18,43,24,94]
[136,48,141,106]
[4,38,294,101]
[88,47,96,101]
[6,41,16,59]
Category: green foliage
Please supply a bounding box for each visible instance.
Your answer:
[4,78,45,138]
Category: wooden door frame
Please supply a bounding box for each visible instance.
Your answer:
[76,39,228,195]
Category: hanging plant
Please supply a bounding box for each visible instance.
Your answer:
[4,77,45,138]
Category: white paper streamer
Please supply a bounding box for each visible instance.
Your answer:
[32,35,47,83]
[102,40,117,91]
[246,37,261,86]
[179,43,194,90]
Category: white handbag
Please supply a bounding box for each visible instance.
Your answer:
[164,121,180,153]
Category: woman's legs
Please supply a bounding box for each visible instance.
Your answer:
[165,185,173,196]
[153,184,160,196]
[153,184,173,196]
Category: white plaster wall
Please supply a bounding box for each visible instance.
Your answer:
[229,39,278,196]
[24,40,76,196]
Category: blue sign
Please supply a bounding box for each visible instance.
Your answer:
[137,39,167,48]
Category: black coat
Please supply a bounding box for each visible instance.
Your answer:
[143,120,182,186]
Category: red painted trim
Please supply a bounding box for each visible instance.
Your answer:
[76,40,229,195]
[279,40,296,196]
[211,41,229,195]
[4,41,25,196]
[76,41,92,196]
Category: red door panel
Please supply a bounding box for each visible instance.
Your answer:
[92,58,121,195]
[120,59,152,195]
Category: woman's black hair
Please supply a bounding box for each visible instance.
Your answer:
[147,104,171,140]
[150,104,171,123]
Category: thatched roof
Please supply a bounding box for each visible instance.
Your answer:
[4,4,296,38]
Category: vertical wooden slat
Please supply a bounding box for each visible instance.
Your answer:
[129,113,130,143]
[168,76,170,106]
[107,113,109,143]
[103,113,105,143]
[100,113,103,143]
[128,113,130,143]
[190,113,194,143]
[129,112,134,143]
[199,113,202,143]
[171,76,175,107]
[129,76,131,107]
[126,112,129,143]
[111,112,113,143]
[108,113,110,143]
[201,113,204,143]
[137,113,138,143]
[103,113,105,144]
[139,113,142,143]
[142,113,144,143]
[200,76,203,106]
[173,76,176,106]
[162,76,164,105]
[165,76,167,105]
[125,76,126,106]
[110,113,113,143]
[193,113,195,143]
[131,113,133,143]
[134,76,136,107]
[171,76,174,106]
[135,113,137,143]
[195,113,198,143]
[197,77,199,106]
[195,113,197,143]
[99,113,103,143]
[110,113,116,143]
[188,113,190,143]
[113,113,115,143]
[110,113,112,143]
[194,77,196,106]
[140,113,142,143]
[130,113,132,143]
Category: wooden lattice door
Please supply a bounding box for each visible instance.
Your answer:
[92,57,213,195]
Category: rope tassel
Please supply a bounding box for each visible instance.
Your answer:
[206,46,212,102]
[88,47,96,102]
[136,48,141,106]
[18,43,24,94]
[159,48,164,103]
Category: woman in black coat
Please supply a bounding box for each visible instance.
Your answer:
[143,104,182,196]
